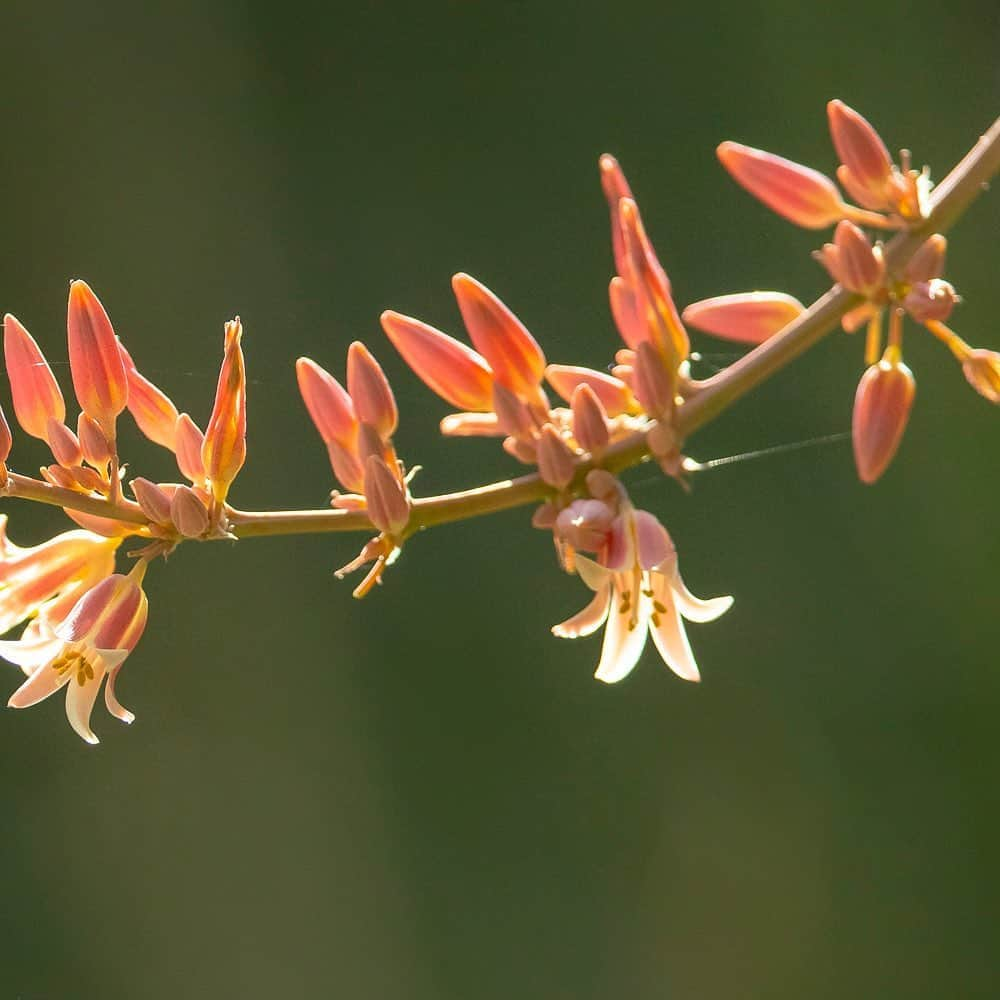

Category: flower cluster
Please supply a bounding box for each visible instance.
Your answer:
[708,100,999,482]
[0,97,994,744]
[0,283,248,741]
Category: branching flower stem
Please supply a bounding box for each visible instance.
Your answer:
[7,116,1000,541]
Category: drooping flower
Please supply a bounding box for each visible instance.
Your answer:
[2,561,149,744]
[552,503,732,683]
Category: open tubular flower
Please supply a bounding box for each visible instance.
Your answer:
[551,486,732,684]
[2,561,148,744]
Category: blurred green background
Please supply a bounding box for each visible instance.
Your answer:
[0,2,997,997]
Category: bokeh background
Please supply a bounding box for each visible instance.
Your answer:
[0,2,998,997]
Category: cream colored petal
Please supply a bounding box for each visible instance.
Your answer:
[552,585,610,639]
[103,660,135,725]
[6,645,71,708]
[649,587,701,682]
[0,635,63,673]
[574,554,611,593]
[670,567,734,623]
[594,592,648,684]
[64,659,110,745]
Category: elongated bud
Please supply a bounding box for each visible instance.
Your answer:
[380,310,494,411]
[77,413,112,468]
[852,350,915,484]
[820,221,885,295]
[717,141,845,228]
[491,382,535,439]
[174,413,206,485]
[902,279,958,324]
[571,384,610,455]
[296,357,358,450]
[904,235,947,283]
[46,418,83,469]
[66,280,128,433]
[4,314,66,441]
[326,440,366,493]
[608,276,645,350]
[439,412,503,438]
[170,484,210,538]
[536,424,576,490]
[619,200,689,363]
[452,273,546,400]
[827,100,893,210]
[960,349,1000,404]
[598,153,635,276]
[202,318,247,505]
[0,404,10,488]
[131,478,174,524]
[545,364,634,416]
[118,344,180,450]
[632,341,675,419]
[346,342,397,439]
[363,455,410,536]
[682,292,805,344]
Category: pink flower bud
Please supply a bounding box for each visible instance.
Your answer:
[555,498,615,552]
[452,273,546,400]
[346,342,398,439]
[77,413,112,468]
[174,413,206,485]
[202,317,247,505]
[118,344,180,450]
[819,221,885,295]
[363,455,410,537]
[46,418,83,469]
[130,478,173,525]
[439,412,503,438]
[545,364,634,416]
[380,310,494,411]
[170,484,210,537]
[904,235,947,284]
[717,141,846,228]
[536,425,577,490]
[66,280,128,433]
[960,349,1000,404]
[3,313,66,441]
[827,100,893,211]
[902,279,958,324]
[570,384,610,455]
[502,435,537,464]
[852,351,915,484]
[296,357,358,449]
[682,292,805,345]
[632,341,675,419]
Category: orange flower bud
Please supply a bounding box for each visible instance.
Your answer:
[632,341,675,420]
[598,153,636,277]
[296,357,358,450]
[174,413,206,485]
[66,280,128,433]
[827,100,893,211]
[852,350,915,484]
[545,364,634,416]
[960,349,1000,404]
[346,342,398,440]
[0,403,10,487]
[118,344,180,451]
[380,310,494,412]
[3,313,66,441]
[77,413,112,468]
[130,478,173,525]
[452,273,546,400]
[46,418,83,469]
[904,235,947,284]
[717,141,845,228]
[902,279,958,324]
[201,318,247,505]
[822,220,885,295]
[682,292,805,345]
[363,455,410,537]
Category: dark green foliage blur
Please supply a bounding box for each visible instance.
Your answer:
[0,2,997,997]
